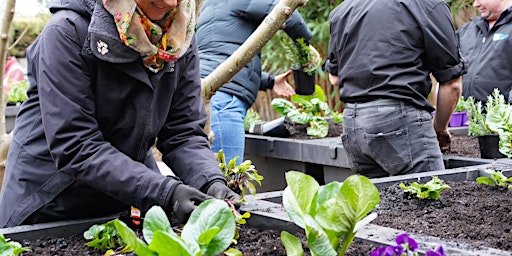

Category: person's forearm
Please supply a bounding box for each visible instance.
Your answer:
[434,76,462,131]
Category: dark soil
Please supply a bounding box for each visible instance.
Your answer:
[373,180,512,252]
[19,178,511,255]
[16,127,496,255]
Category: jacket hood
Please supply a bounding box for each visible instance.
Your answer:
[48,0,95,18]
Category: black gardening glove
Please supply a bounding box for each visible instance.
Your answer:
[203,180,241,203]
[169,184,212,223]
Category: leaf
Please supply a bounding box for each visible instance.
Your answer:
[339,175,380,221]
[113,219,155,256]
[307,117,329,138]
[283,171,319,228]
[148,230,194,256]
[281,231,305,256]
[181,199,236,256]
[143,205,172,244]
[304,215,337,256]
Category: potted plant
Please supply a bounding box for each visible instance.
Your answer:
[283,37,321,95]
[449,96,470,127]
[466,89,507,159]
[271,86,342,138]
[4,80,28,133]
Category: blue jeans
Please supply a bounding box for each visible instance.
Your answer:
[210,91,250,165]
[341,99,444,178]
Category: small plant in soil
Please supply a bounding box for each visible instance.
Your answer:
[476,169,512,189]
[112,200,240,256]
[83,220,128,255]
[0,233,30,255]
[399,176,450,200]
[243,108,262,132]
[280,171,380,256]
[216,150,264,203]
[371,233,446,256]
[271,87,342,138]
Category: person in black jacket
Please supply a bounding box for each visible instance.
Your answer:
[0,0,239,228]
[456,0,512,104]
[196,0,313,165]
[325,0,466,178]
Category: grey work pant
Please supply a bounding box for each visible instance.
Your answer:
[341,99,444,178]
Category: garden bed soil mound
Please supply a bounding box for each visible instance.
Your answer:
[19,127,488,255]
[19,225,375,255]
[373,180,512,252]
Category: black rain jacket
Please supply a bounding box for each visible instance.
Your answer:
[0,0,224,227]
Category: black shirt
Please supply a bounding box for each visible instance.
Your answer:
[325,0,466,111]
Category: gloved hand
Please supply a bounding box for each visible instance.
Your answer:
[203,180,241,202]
[169,184,212,223]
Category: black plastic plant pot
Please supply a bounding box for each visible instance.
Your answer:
[292,69,315,95]
[478,134,506,159]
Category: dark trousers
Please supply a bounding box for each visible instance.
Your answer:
[341,99,444,178]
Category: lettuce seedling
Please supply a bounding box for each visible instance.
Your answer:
[280,171,380,256]
[371,233,446,256]
[476,169,512,189]
[217,150,264,203]
[399,176,450,200]
[271,89,341,138]
[0,233,30,255]
[84,220,129,254]
[113,199,240,256]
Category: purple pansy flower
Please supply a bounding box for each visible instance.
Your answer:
[426,245,446,256]
[395,233,418,251]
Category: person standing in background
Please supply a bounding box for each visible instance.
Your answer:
[325,0,466,178]
[456,0,512,104]
[197,0,313,165]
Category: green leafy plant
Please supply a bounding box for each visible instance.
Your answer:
[454,96,471,112]
[84,220,129,255]
[0,233,30,256]
[280,171,380,256]
[244,108,262,132]
[5,80,28,104]
[466,89,507,136]
[283,37,321,75]
[399,176,450,200]
[476,169,512,189]
[113,200,241,256]
[217,149,264,203]
[271,86,342,138]
[466,88,512,158]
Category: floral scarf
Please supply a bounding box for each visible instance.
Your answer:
[102,0,195,73]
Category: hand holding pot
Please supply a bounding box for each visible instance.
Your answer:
[272,70,295,98]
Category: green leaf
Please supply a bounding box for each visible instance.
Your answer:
[113,219,155,256]
[476,177,495,186]
[281,231,304,256]
[307,117,328,138]
[283,171,319,228]
[339,175,381,221]
[223,248,243,256]
[304,215,337,256]
[148,231,193,256]
[181,199,236,256]
[143,205,172,244]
